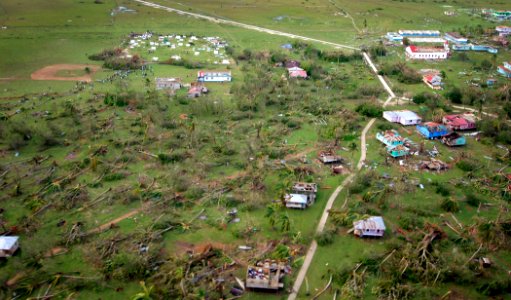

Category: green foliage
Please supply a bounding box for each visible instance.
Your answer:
[465,193,482,207]
[271,244,290,259]
[316,227,336,246]
[157,151,187,164]
[445,87,463,104]
[103,172,127,182]
[440,198,460,212]
[355,102,383,118]
[456,160,477,172]
[379,62,421,84]
[369,44,387,57]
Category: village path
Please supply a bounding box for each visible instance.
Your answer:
[128,1,397,299]
[288,94,394,300]
[131,0,359,51]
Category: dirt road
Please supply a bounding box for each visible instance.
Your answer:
[132,0,359,51]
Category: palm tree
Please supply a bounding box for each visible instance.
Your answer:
[280,213,291,232]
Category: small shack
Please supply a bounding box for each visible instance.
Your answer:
[155,77,182,90]
[287,67,308,79]
[353,216,386,238]
[318,150,343,164]
[383,110,422,126]
[187,83,208,98]
[419,159,449,171]
[441,132,466,147]
[246,261,287,291]
[387,144,410,158]
[284,182,318,209]
[0,236,19,257]
[376,130,404,147]
[416,122,449,139]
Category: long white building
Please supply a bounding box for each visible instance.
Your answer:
[405,43,449,60]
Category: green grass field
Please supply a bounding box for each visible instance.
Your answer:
[1,0,511,299]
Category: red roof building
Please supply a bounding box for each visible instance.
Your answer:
[442,114,476,131]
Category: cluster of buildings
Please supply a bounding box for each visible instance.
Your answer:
[127,32,230,65]
[482,9,511,21]
[387,28,501,61]
[379,110,475,157]
[155,70,231,97]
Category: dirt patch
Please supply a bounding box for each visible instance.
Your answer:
[87,203,149,234]
[31,64,100,82]
[44,246,68,258]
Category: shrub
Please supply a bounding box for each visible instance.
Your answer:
[441,198,460,212]
[445,87,463,104]
[158,151,187,164]
[355,102,383,118]
[456,160,477,172]
[435,184,451,197]
[465,193,482,207]
[88,48,122,61]
[103,172,127,182]
[316,229,336,246]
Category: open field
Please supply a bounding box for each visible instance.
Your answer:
[1,0,511,299]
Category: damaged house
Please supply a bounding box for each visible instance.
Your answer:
[387,144,410,158]
[376,130,405,147]
[318,150,343,164]
[187,82,209,98]
[441,132,466,147]
[442,114,476,131]
[353,216,386,238]
[246,261,288,291]
[284,182,318,209]
[416,122,449,139]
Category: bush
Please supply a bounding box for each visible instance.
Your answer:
[435,184,451,197]
[456,160,477,172]
[103,172,127,182]
[316,228,336,246]
[369,44,387,57]
[355,102,383,118]
[445,87,463,104]
[441,198,460,212]
[465,193,482,207]
[158,151,187,164]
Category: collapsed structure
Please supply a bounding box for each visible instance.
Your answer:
[246,261,288,291]
[317,150,343,164]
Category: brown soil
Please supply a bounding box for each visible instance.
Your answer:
[87,203,148,234]
[31,64,100,82]
[44,246,68,258]
[6,271,25,286]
